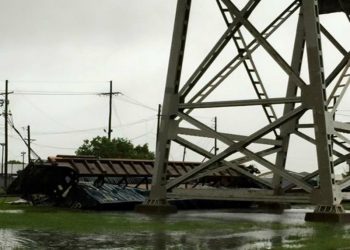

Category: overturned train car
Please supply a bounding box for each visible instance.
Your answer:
[7,155,263,210]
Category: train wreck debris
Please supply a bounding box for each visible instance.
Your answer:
[7,155,263,210]
[7,162,79,204]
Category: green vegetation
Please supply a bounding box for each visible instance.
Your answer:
[75,136,155,159]
[272,223,350,250]
[8,160,22,164]
[0,199,306,236]
[0,198,255,234]
[2,199,350,249]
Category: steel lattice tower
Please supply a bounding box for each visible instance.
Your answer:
[136,0,350,221]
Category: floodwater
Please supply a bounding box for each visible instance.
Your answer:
[0,208,347,249]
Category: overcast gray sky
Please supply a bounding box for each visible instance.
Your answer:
[0,0,177,163]
[0,0,349,175]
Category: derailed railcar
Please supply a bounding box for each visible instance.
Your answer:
[7,162,79,204]
[7,155,263,210]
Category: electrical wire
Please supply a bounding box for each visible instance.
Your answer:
[13,90,100,96]
[31,116,156,136]
[31,142,76,150]
[119,94,158,111]
[20,94,77,130]
[0,86,159,155]
[7,114,42,160]
[112,99,122,124]
[117,116,156,128]
[32,126,106,136]
[12,89,158,113]
[130,131,154,141]
[112,98,125,137]
[3,120,76,151]
[4,80,108,84]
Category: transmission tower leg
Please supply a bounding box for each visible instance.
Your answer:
[273,12,305,195]
[135,0,192,214]
[302,0,349,222]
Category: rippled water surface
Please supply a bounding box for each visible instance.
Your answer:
[0,228,311,249]
[0,208,348,249]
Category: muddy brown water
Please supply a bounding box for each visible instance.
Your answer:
[0,208,340,249]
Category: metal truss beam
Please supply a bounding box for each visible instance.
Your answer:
[282,131,349,192]
[179,0,260,99]
[301,0,340,206]
[326,53,350,87]
[182,1,300,107]
[175,134,278,187]
[334,122,350,134]
[168,188,311,204]
[140,0,350,219]
[320,25,347,56]
[273,12,305,193]
[179,97,301,109]
[217,0,278,136]
[340,177,350,190]
[221,0,308,90]
[167,106,311,192]
[145,0,192,205]
[177,127,281,146]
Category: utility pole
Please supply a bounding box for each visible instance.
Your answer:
[24,125,35,164]
[108,81,113,140]
[21,152,26,170]
[100,81,122,140]
[214,116,218,155]
[0,143,4,175]
[4,80,8,188]
[27,125,31,163]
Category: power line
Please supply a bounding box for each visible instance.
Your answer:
[115,116,156,128]
[3,80,108,84]
[20,94,77,130]
[0,129,76,151]
[119,94,158,111]
[112,98,125,137]
[32,126,106,136]
[13,91,100,96]
[130,131,154,141]
[13,90,158,112]
[7,115,41,160]
[31,142,76,150]
[31,116,156,136]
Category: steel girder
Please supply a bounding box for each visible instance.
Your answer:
[141,0,350,213]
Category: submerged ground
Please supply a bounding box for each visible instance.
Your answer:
[1,197,350,249]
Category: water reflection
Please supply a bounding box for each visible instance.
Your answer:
[234,227,313,250]
[175,208,311,225]
[0,228,313,250]
[0,229,35,249]
[0,209,339,249]
[5,230,190,249]
[0,209,24,214]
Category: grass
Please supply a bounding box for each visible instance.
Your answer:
[256,222,350,250]
[0,197,260,234]
[2,198,350,249]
